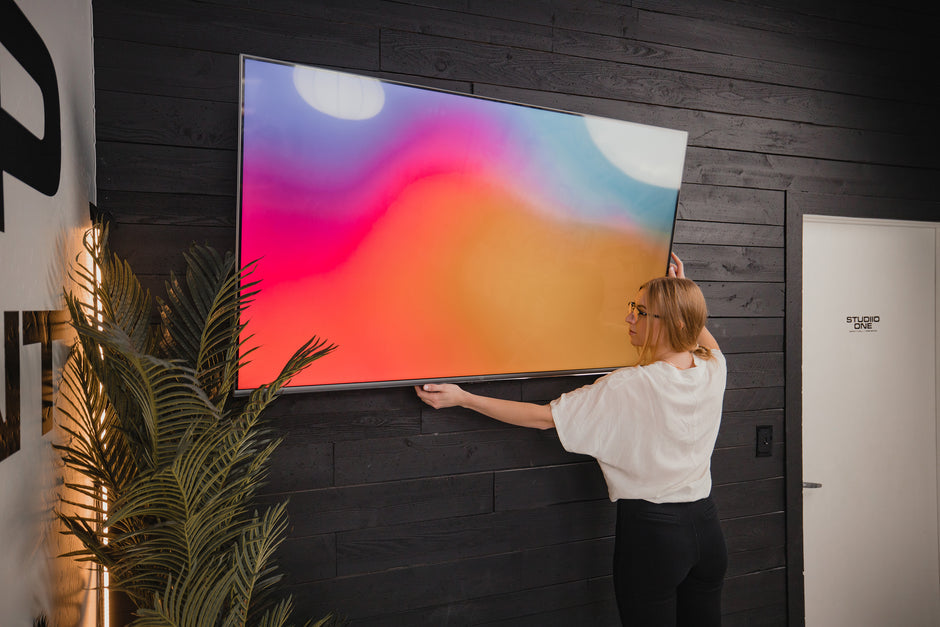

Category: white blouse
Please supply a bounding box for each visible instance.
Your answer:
[550,351,726,503]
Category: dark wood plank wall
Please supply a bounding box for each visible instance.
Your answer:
[91,1,938,624]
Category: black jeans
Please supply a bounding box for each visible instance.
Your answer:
[613,497,727,627]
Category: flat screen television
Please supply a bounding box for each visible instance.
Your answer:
[236,55,686,392]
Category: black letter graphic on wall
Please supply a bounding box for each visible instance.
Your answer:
[0,0,61,232]
[1,312,21,462]
[23,311,53,435]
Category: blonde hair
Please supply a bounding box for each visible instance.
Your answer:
[635,277,713,366]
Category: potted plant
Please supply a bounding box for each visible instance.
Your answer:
[56,224,342,626]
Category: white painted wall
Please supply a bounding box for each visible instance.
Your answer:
[802,215,940,626]
[0,0,95,624]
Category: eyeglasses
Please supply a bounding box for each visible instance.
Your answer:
[627,301,660,319]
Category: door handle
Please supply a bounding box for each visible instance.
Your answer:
[802,482,822,489]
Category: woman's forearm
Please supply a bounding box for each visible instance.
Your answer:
[460,391,555,430]
[416,383,554,430]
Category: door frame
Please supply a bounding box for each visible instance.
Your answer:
[784,192,940,626]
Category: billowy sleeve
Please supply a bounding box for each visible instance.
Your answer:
[550,369,651,462]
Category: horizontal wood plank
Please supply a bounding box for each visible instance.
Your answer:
[726,352,784,389]
[265,473,494,536]
[551,25,897,101]
[520,374,604,403]
[334,429,587,485]
[289,538,614,619]
[476,81,934,167]
[712,443,785,484]
[709,317,783,353]
[727,546,787,579]
[335,500,615,576]
[717,409,785,449]
[94,0,380,68]
[494,462,608,510]
[470,601,618,627]
[271,407,421,444]
[267,439,333,492]
[671,245,784,282]
[97,190,236,227]
[722,567,787,615]
[277,534,336,584]
[631,0,914,52]
[723,603,788,627]
[712,477,785,519]
[107,224,234,275]
[349,577,616,627]
[382,29,920,133]
[696,282,786,318]
[96,90,238,149]
[493,463,785,518]
[674,220,783,247]
[94,38,238,101]
[94,23,472,101]
[551,1,636,36]
[700,282,785,317]
[634,9,902,81]
[722,386,784,412]
[331,431,782,490]
[421,404,517,435]
[685,145,938,200]
[97,141,235,195]
[165,0,556,49]
[678,184,785,226]
[272,383,425,415]
[723,512,785,553]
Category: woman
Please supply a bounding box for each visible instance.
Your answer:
[415,253,727,627]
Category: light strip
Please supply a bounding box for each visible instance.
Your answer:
[91,224,109,627]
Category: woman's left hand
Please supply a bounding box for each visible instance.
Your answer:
[415,383,467,409]
[668,252,686,279]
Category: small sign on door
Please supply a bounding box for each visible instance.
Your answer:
[845,315,881,333]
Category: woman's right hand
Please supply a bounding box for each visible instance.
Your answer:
[668,252,686,279]
[415,383,467,409]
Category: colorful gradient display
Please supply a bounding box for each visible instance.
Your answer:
[237,57,687,391]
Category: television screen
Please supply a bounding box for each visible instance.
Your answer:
[237,56,687,392]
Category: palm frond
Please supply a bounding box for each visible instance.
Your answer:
[251,598,295,627]
[226,503,291,626]
[241,337,336,426]
[57,222,345,627]
[159,245,261,408]
[70,224,155,356]
[303,613,345,627]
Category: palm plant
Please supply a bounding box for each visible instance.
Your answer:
[56,224,341,626]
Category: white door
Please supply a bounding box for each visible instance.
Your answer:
[802,215,940,626]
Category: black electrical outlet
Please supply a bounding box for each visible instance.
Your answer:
[756,425,773,457]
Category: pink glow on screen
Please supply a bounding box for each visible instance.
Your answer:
[237,59,683,390]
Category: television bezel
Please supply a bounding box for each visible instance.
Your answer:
[235,54,683,393]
